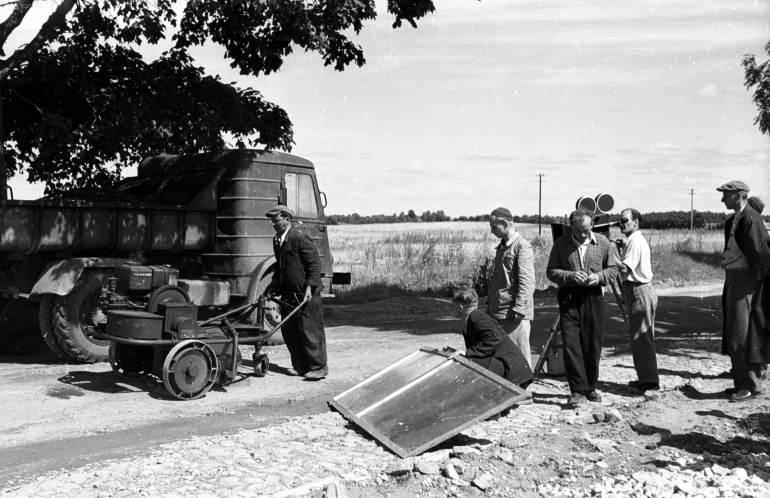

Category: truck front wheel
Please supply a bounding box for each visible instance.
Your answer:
[41,270,111,363]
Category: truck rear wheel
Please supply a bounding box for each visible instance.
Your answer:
[256,269,284,346]
[47,270,111,363]
[38,296,73,361]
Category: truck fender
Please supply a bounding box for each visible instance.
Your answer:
[246,257,277,304]
[30,257,131,297]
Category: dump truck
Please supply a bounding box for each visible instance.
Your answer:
[0,149,348,362]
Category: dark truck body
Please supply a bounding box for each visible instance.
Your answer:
[0,149,347,362]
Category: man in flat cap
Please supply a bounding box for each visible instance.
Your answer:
[718,181,770,401]
[266,205,328,380]
[488,207,536,375]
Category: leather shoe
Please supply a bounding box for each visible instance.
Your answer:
[587,391,602,402]
[729,389,754,402]
[629,381,660,392]
[304,367,328,380]
[285,368,304,376]
[567,393,587,407]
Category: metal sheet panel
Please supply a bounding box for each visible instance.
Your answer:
[329,347,528,458]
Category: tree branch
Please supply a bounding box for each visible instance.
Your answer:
[0,0,76,82]
[0,0,34,51]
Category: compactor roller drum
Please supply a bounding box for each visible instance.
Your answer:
[162,340,220,400]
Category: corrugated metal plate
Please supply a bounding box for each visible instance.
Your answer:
[329,347,528,458]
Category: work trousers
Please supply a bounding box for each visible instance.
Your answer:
[280,294,327,373]
[558,288,605,395]
[498,318,532,369]
[723,270,766,393]
[621,282,659,385]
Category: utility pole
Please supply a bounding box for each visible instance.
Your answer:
[689,188,695,230]
[536,173,544,236]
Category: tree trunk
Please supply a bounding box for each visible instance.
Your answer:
[0,91,5,202]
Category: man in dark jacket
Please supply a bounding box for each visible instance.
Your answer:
[718,181,770,401]
[267,205,327,380]
[546,209,621,407]
[453,288,533,391]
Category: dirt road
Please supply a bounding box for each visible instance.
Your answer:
[0,296,466,485]
[3,284,758,496]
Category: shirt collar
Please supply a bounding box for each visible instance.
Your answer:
[278,225,291,243]
[496,231,520,249]
[572,231,596,247]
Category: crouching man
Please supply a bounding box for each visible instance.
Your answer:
[453,288,533,395]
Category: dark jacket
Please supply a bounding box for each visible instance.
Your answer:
[464,309,533,386]
[271,226,322,297]
[722,205,770,361]
[724,205,770,277]
[546,232,620,288]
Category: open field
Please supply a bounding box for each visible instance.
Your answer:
[328,221,725,301]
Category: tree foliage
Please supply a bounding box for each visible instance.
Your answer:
[742,41,770,135]
[0,0,437,197]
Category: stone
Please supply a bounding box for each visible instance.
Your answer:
[586,452,605,462]
[592,412,607,423]
[414,462,441,475]
[496,448,515,465]
[444,463,460,481]
[500,437,521,449]
[419,449,452,462]
[452,446,481,458]
[711,464,729,476]
[325,481,348,498]
[472,473,494,491]
[731,467,748,479]
[604,408,623,423]
[384,460,414,476]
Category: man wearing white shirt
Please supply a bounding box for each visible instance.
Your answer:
[618,208,659,392]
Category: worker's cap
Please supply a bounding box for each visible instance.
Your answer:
[489,207,514,221]
[265,205,295,218]
[716,180,750,193]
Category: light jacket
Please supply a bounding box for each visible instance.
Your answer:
[488,233,536,320]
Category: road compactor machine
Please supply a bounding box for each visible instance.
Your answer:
[0,149,348,365]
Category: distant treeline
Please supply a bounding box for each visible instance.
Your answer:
[326,209,769,230]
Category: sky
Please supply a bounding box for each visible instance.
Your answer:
[5,0,770,217]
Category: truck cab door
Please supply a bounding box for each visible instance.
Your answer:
[283,171,333,277]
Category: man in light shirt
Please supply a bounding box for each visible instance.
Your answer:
[717,181,769,402]
[617,208,659,392]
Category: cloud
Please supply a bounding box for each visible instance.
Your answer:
[456,153,518,163]
[697,83,721,97]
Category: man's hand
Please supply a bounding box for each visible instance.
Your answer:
[571,271,589,285]
[303,286,313,302]
[585,273,601,286]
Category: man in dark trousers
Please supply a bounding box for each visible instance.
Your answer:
[547,209,620,407]
[453,288,533,393]
[266,205,328,380]
[718,180,770,401]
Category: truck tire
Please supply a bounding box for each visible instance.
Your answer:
[38,296,74,361]
[49,270,111,363]
[256,269,284,346]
